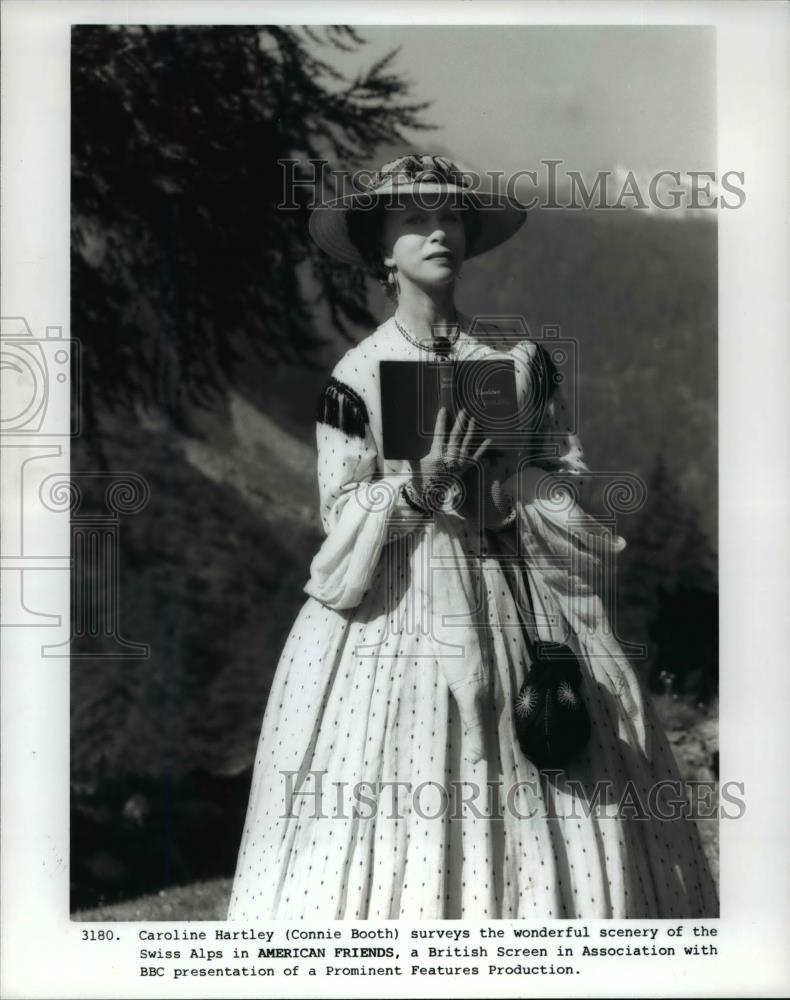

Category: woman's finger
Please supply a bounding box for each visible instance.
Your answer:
[446,407,468,458]
[429,407,449,458]
[472,437,494,463]
[461,416,477,457]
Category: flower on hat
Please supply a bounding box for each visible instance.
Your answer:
[365,154,472,192]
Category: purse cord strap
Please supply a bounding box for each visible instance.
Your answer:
[487,528,542,651]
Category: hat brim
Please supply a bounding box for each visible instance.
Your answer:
[308,182,527,268]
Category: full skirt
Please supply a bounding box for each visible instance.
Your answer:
[228,517,718,920]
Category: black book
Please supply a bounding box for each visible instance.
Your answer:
[380,359,520,460]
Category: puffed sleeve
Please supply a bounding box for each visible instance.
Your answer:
[509,338,588,478]
[303,361,428,612]
[507,338,629,643]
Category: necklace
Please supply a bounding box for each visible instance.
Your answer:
[394,314,462,360]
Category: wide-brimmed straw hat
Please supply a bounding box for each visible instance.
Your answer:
[308,153,527,268]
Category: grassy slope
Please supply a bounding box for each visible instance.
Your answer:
[74,696,719,921]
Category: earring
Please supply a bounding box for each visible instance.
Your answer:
[387,266,400,297]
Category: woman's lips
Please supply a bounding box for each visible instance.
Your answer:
[425,250,455,261]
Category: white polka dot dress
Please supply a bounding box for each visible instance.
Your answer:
[227,316,719,920]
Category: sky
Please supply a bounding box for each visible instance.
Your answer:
[311,25,716,180]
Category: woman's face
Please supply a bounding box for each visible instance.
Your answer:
[379,194,466,290]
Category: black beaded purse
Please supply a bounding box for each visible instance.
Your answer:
[503,560,591,770]
[513,642,591,770]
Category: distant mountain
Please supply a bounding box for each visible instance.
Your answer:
[456,208,717,545]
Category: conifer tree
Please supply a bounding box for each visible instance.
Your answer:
[72,25,431,430]
[618,453,718,700]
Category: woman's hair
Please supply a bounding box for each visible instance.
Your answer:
[346,200,482,300]
[345,202,391,284]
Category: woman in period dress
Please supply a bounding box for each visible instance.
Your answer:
[227,154,718,920]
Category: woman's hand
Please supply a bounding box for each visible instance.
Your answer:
[456,452,516,527]
[407,408,493,512]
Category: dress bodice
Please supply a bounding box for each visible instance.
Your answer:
[321,312,587,485]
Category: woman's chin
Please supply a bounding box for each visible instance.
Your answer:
[410,270,459,292]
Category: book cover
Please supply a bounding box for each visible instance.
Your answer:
[380,359,520,460]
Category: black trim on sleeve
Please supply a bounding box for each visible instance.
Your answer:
[316,376,369,439]
[531,342,560,394]
[522,342,558,430]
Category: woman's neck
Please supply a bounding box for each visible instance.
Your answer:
[394,284,458,340]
